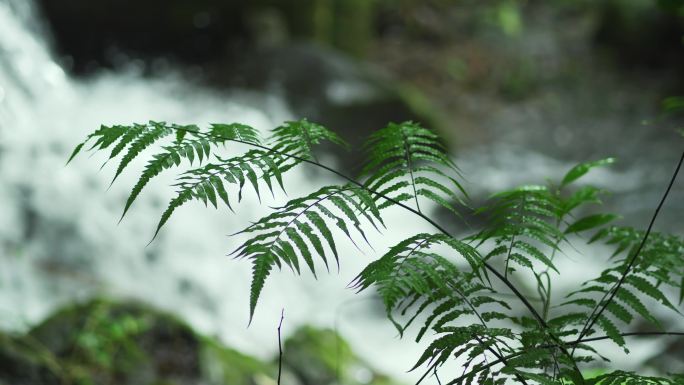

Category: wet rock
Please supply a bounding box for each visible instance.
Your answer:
[0,332,61,385]
[282,326,402,385]
[1,299,403,385]
[26,299,277,385]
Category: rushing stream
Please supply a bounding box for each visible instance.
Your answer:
[1,0,682,381]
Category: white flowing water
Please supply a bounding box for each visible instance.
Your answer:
[0,0,445,382]
[0,0,680,382]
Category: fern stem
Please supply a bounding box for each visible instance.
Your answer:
[452,330,684,384]
[434,367,442,385]
[242,188,347,270]
[540,215,563,322]
[570,331,684,345]
[445,281,530,385]
[401,127,421,212]
[537,272,552,321]
[504,194,525,280]
[574,150,684,353]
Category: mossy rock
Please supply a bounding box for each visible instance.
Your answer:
[0,332,62,385]
[201,338,279,385]
[5,300,402,385]
[282,326,402,385]
[26,299,277,385]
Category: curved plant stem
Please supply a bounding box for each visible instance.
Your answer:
[451,331,684,384]
[574,151,684,354]
[277,308,284,385]
[401,127,421,212]
[569,331,684,345]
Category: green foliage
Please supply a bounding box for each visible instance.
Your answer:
[73,303,150,373]
[70,119,684,384]
[587,371,683,385]
[361,121,467,213]
[233,183,382,321]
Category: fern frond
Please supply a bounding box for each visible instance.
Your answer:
[268,119,347,160]
[110,122,177,184]
[474,185,562,276]
[564,226,684,345]
[152,149,289,240]
[231,184,382,321]
[560,157,615,187]
[591,226,684,298]
[68,124,128,164]
[361,121,466,214]
[412,325,516,384]
[69,117,684,385]
[68,121,264,221]
[350,233,502,340]
[587,371,684,385]
[475,158,619,283]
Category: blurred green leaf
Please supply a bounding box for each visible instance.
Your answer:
[662,97,684,114]
[565,214,619,234]
[561,158,616,187]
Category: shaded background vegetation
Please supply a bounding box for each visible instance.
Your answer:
[35,0,684,206]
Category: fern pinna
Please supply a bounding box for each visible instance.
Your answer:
[70,119,684,384]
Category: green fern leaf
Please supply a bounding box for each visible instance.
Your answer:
[615,288,660,326]
[67,124,129,164]
[105,123,147,165]
[249,253,275,323]
[561,157,615,187]
[234,184,381,319]
[111,122,174,184]
[565,214,620,234]
[625,275,679,313]
[596,315,627,349]
[153,188,193,241]
[269,119,347,159]
[362,121,466,214]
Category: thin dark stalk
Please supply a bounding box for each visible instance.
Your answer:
[451,330,684,384]
[434,367,443,385]
[574,151,684,353]
[473,334,529,385]
[569,331,684,345]
[504,194,525,280]
[437,282,530,385]
[401,128,421,212]
[277,309,284,385]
